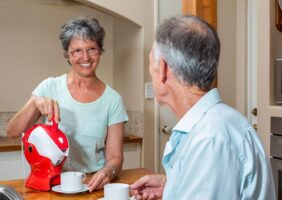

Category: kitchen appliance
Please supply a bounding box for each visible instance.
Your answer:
[271,116,282,199]
[274,59,282,104]
[0,185,22,200]
[22,118,69,191]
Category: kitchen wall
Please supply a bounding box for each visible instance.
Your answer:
[1,0,265,174]
[0,0,115,112]
[217,0,237,108]
[0,0,148,180]
[0,0,144,135]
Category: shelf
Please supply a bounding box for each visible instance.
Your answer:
[0,134,142,152]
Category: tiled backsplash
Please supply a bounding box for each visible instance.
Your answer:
[0,110,144,137]
[125,110,144,136]
[0,112,16,137]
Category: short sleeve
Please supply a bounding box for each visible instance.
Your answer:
[32,78,50,97]
[108,96,128,126]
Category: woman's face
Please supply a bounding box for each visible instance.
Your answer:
[67,38,101,78]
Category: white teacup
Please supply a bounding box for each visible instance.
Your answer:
[104,183,129,200]
[60,171,86,192]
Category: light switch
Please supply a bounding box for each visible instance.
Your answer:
[145,82,154,99]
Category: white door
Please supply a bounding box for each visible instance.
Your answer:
[156,0,182,173]
[247,0,258,129]
[158,107,177,173]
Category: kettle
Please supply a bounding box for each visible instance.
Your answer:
[22,118,69,191]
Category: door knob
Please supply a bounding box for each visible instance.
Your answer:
[253,124,257,131]
[161,125,171,134]
[251,108,257,116]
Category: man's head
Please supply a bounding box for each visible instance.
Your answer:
[151,15,220,92]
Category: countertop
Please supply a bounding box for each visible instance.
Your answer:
[0,134,142,152]
[0,168,154,200]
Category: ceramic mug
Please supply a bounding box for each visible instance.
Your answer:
[104,183,130,200]
[60,171,86,192]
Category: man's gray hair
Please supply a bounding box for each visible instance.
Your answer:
[154,15,220,91]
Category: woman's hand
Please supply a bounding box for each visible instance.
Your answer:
[130,174,166,200]
[7,95,60,137]
[87,166,113,192]
[31,95,60,122]
[87,123,125,192]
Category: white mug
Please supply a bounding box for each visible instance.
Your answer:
[60,171,86,192]
[104,183,129,200]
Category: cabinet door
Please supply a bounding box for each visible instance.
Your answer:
[182,0,217,87]
[182,0,217,29]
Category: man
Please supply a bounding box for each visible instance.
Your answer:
[130,15,275,200]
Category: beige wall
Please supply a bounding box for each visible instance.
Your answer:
[113,18,143,112]
[0,0,114,111]
[82,0,144,26]
[217,0,237,109]
[84,0,156,170]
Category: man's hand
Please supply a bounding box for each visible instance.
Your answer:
[130,174,166,200]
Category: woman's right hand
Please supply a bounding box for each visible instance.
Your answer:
[7,95,60,138]
[31,95,60,123]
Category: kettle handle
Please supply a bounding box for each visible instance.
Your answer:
[52,116,58,131]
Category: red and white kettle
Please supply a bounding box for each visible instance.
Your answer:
[22,118,69,191]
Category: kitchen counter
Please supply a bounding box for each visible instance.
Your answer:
[0,134,142,152]
[0,168,154,200]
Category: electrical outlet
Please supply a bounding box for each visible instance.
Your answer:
[145,82,154,99]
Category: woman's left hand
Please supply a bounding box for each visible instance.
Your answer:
[87,166,113,192]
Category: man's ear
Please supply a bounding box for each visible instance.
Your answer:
[159,58,168,83]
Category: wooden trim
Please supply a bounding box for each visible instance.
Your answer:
[182,0,197,15]
[182,0,217,29]
[0,135,143,152]
[123,134,143,144]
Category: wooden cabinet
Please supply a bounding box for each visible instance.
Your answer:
[182,0,217,29]
[182,0,217,86]
[276,0,282,31]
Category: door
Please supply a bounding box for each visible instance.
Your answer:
[156,0,217,173]
[247,0,258,129]
[156,0,182,173]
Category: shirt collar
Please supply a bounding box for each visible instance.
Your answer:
[173,88,222,134]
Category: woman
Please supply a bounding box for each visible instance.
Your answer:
[6,17,128,192]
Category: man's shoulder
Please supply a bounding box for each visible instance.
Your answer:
[193,102,252,142]
[207,103,250,127]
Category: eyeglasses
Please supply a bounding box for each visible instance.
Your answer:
[69,47,101,58]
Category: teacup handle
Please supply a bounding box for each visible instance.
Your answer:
[82,173,86,182]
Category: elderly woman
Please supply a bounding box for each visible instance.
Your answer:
[6,17,128,192]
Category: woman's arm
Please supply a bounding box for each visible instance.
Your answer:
[104,122,124,177]
[87,122,124,192]
[6,95,60,137]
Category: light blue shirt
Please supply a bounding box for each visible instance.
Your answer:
[162,88,275,200]
[32,74,128,173]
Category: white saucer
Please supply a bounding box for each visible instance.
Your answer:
[51,184,89,194]
[98,197,135,200]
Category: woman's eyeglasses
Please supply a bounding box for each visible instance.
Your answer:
[69,47,101,58]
